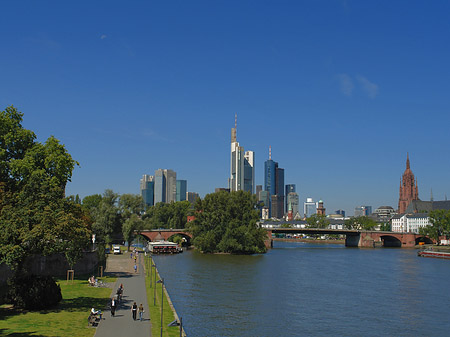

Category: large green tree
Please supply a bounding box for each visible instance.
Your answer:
[344,216,377,230]
[306,214,329,229]
[187,191,267,254]
[0,106,90,308]
[419,209,450,244]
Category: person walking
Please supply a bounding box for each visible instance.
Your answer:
[138,303,144,321]
[131,302,137,320]
[134,263,137,273]
[110,297,116,317]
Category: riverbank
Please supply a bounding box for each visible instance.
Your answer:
[273,238,345,244]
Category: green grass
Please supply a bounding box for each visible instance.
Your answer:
[144,256,183,337]
[0,275,115,337]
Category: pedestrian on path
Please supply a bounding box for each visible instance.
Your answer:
[138,303,144,321]
[131,302,137,320]
[134,263,137,273]
[110,297,116,317]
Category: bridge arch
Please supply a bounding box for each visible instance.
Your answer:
[139,230,193,245]
[380,235,402,247]
[415,236,433,245]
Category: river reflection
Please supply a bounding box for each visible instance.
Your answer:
[153,241,450,337]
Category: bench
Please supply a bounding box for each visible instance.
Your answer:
[88,312,102,327]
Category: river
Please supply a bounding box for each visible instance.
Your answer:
[153,241,450,336]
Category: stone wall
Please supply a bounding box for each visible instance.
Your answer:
[0,251,99,285]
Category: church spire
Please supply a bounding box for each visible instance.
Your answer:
[431,188,434,202]
[406,152,410,169]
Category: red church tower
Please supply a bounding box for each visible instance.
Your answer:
[398,153,419,213]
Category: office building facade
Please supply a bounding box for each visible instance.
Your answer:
[304,197,317,218]
[154,169,166,204]
[140,174,154,207]
[176,180,187,202]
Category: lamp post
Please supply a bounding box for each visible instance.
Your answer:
[153,264,157,305]
[156,278,164,337]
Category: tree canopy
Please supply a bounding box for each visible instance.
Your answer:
[187,191,267,254]
[0,106,90,274]
[419,209,450,243]
[344,216,377,230]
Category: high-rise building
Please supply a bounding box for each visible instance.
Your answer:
[164,169,177,203]
[271,195,284,219]
[259,190,270,210]
[285,184,296,213]
[229,114,254,192]
[264,146,285,217]
[335,209,346,217]
[304,197,317,218]
[264,157,276,196]
[354,206,372,217]
[140,174,154,207]
[154,169,166,204]
[286,192,299,217]
[244,150,255,194]
[255,185,263,199]
[398,153,419,213]
[176,180,187,202]
[187,192,199,205]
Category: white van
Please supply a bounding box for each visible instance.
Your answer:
[113,246,121,254]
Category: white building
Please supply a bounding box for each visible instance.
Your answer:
[391,213,431,233]
[304,198,317,218]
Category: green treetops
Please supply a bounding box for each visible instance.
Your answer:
[0,106,90,273]
[187,190,267,254]
[420,209,450,244]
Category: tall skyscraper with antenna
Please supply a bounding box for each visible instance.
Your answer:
[229,114,254,193]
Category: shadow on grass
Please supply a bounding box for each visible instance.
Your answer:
[0,328,47,337]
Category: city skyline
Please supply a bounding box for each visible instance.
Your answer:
[1,2,450,215]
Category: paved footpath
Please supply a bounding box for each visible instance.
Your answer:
[95,252,151,337]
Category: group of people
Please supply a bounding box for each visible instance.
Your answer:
[131,249,139,272]
[131,302,145,321]
[110,283,124,317]
[88,275,97,286]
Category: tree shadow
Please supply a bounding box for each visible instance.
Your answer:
[0,329,47,337]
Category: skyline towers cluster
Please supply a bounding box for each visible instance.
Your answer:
[140,169,188,207]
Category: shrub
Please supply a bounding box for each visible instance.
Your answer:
[7,275,62,310]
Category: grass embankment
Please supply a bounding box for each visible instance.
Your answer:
[0,274,115,337]
[144,255,184,337]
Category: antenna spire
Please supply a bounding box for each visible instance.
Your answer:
[235,113,237,130]
[269,146,272,160]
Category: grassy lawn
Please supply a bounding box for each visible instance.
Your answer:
[0,274,115,337]
[144,256,184,337]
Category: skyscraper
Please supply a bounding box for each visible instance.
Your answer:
[285,184,296,213]
[244,150,255,194]
[286,192,299,216]
[176,180,187,202]
[164,169,177,203]
[154,169,166,204]
[140,174,154,207]
[229,114,254,193]
[264,147,285,218]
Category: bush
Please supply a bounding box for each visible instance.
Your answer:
[7,275,62,310]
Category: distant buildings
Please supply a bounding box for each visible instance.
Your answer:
[391,213,430,233]
[187,192,200,205]
[354,206,372,217]
[140,169,190,207]
[335,209,346,217]
[316,200,326,216]
[286,192,299,217]
[304,198,317,218]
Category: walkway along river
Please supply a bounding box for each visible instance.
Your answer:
[153,241,450,337]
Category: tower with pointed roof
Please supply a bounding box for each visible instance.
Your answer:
[398,153,419,213]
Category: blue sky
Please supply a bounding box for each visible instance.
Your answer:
[1,1,450,215]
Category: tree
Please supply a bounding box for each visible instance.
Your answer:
[344,216,377,230]
[92,190,120,246]
[420,209,450,244]
[306,214,329,229]
[122,214,144,251]
[187,191,267,254]
[0,106,90,308]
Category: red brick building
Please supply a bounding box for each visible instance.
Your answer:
[398,153,419,213]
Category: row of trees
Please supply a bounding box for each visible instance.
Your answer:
[302,214,379,231]
[75,191,192,251]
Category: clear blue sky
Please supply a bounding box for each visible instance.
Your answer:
[1,1,450,215]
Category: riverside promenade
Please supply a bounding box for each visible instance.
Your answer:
[95,252,151,337]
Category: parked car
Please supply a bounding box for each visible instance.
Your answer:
[113,245,121,254]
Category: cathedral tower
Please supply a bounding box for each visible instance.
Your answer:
[398,153,419,213]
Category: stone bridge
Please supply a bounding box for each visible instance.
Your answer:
[266,228,433,248]
[139,229,192,243]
